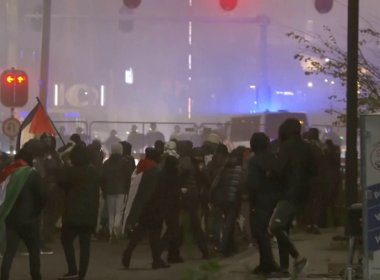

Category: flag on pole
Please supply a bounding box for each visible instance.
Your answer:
[0,159,32,225]
[16,100,58,151]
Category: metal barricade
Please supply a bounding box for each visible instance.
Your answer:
[89,121,198,154]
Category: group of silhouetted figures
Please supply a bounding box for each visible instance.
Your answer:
[0,117,342,280]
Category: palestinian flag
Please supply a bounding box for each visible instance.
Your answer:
[122,160,160,233]
[16,101,58,151]
[0,160,32,225]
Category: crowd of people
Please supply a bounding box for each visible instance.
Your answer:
[0,118,342,280]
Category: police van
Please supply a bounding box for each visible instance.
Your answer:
[229,111,309,147]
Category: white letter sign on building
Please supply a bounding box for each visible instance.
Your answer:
[361,115,380,280]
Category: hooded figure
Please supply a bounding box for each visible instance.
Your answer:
[246,132,281,275]
[58,144,100,280]
[268,118,315,278]
[158,141,182,263]
[102,143,132,241]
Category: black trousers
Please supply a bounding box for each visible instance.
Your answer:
[1,221,41,280]
[42,185,64,243]
[160,205,182,259]
[181,201,209,258]
[213,202,238,255]
[269,200,300,270]
[124,214,163,264]
[61,224,93,279]
[251,208,276,270]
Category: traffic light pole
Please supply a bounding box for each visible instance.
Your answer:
[39,0,52,108]
[345,0,359,207]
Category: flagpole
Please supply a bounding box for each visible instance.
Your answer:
[36,97,66,146]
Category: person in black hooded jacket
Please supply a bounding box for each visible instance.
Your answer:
[268,118,315,278]
[58,144,100,280]
[246,132,281,275]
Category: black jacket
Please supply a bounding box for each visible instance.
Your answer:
[102,154,133,195]
[6,169,47,226]
[278,137,315,206]
[158,155,181,209]
[210,156,242,206]
[59,165,100,228]
[178,156,201,199]
[246,151,281,211]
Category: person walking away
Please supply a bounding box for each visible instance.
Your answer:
[206,144,229,248]
[40,134,64,245]
[122,148,169,269]
[246,133,281,275]
[268,118,316,278]
[20,138,53,254]
[237,147,254,247]
[177,141,209,259]
[209,146,244,257]
[158,141,183,263]
[120,141,136,171]
[323,139,342,227]
[0,147,47,280]
[87,140,106,238]
[304,128,326,234]
[57,145,100,280]
[102,143,132,242]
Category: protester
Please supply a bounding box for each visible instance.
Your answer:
[158,141,183,263]
[209,146,244,257]
[177,141,209,260]
[237,147,254,247]
[247,132,281,275]
[0,146,47,280]
[268,118,315,277]
[40,134,64,244]
[304,128,326,234]
[323,139,342,227]
[206,143,229,248]
[102,143,132,242]
[58,144,100,280]
[122,147,169,269]
[154,140,165,160]
[58,133,85,166]
[87,140,107,238]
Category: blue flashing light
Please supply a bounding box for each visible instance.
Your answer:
[64,111,81,118]
[19,111,28,118]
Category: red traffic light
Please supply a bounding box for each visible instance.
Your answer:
[220,0,238,11]
[3,73,26,85]
[16,74,26,84]
[5,75,15,85]
[1,69,28,107]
